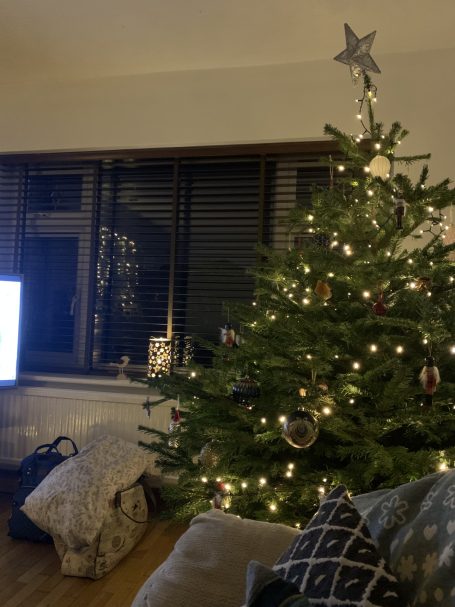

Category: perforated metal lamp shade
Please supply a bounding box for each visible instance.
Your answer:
[148,337,172,378]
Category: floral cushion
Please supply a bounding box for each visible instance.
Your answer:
[21,434,149,549]
[354,470,455,607]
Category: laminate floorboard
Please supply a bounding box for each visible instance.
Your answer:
[0,492,185,607]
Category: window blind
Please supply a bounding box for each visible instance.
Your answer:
[0,144,334,374]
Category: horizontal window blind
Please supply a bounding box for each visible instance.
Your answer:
[0,145,334,374]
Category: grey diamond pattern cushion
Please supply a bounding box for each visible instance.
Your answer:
[273,485,406,606]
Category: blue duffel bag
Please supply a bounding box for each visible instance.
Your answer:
[8,436,78,542]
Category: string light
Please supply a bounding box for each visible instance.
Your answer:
[261,417,267,424]
[369,344,378,353]
[285,470,293,478]
[362,290,371,299]
[201,476,208,483]
[241,481,248,489]
[396,345,404,354]
[438,462,448,471]
[279,415,286,423]
[269,503,277,512]
[450,346,455,355]
[259,477,267,486]
[349,398,355,404]
[352,361,361,370]
[322,406,332,416]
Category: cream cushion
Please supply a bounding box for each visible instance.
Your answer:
[131,509,300,607]
[21,434,149,549]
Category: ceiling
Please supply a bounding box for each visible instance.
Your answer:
[0,0,453,83]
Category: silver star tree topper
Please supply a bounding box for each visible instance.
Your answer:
[334,23,381,84]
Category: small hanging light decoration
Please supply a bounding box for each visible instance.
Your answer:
[148,337,172,377]
[369,155,390,180]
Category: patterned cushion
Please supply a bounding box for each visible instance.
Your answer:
[273,485,406,606]
[354,470,455,607]
[245,561,309,607]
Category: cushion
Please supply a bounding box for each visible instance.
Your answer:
[130,508,300,607]
[354,469,455,607]
[273,485,405,606]
[245,561,309,607]
[21,434,149,549]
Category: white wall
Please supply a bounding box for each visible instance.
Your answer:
[0,47,453,182]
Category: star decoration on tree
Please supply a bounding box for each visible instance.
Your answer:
[334,23,381,84]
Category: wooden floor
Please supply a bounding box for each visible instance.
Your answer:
[0,490,186,607]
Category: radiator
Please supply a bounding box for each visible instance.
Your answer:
[0,375,173,470]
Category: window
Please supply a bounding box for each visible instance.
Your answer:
[0,143,335,374]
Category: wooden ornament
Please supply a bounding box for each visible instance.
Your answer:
[314,280,332,301]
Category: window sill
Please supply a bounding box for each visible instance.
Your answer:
[17,372,159,404]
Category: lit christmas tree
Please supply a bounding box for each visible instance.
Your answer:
[139,42,455,526]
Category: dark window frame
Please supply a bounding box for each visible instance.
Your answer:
[0,141,339,375]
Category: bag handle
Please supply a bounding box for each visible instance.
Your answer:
[33,437,78,456]
[34,443,60,455]
[51,436,78,456]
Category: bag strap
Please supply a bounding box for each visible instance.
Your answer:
[51,436,79,456]
[34,443,60,455]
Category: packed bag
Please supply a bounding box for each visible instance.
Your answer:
[8,436,78,542]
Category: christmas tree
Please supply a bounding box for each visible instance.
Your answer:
[139,66,455,527]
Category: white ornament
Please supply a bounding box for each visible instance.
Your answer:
[369,155,391,180]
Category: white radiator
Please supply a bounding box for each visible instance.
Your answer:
[0,374,173,470]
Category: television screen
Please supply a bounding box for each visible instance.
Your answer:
[0,275,22,387]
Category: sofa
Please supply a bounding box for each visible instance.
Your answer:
[131,469,455,607]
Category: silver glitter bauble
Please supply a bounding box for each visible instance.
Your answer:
[199,441,221,468]
[282,410,319,449]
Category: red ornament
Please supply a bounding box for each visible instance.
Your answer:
[372,300,387,315]
[372,290,387,316]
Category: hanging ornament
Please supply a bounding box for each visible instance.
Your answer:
[415,277,432,293]
[212,481,230,510]
[282,410,319,449]
[372,290,387,316]
[334,23,381,84]
[220,323,236,348]
[314,280,332,301]
[419,356,441,407]
[168,404,182,448]
[394,196,406,230]
[199,440,221,468]
[369,155,390,180]
[232,377,260,410]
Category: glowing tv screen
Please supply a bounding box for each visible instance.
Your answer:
[0,275,22,388]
